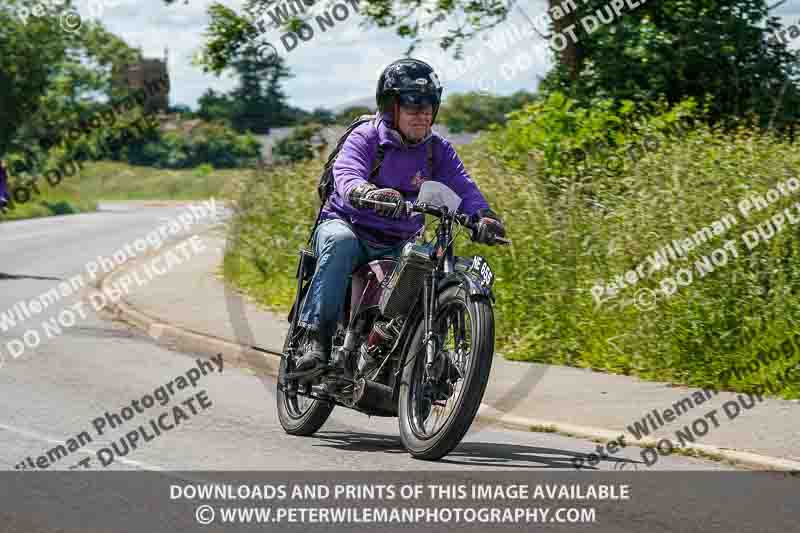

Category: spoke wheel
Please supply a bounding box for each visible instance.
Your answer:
[398,285,494,460]
[410,302,471,439]
[276,328,334,436]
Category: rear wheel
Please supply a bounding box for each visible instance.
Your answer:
[398,285,494,460]
[276,327,335,435]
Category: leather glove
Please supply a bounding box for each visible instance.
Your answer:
[471,208,506,245]
[349,183,408,219]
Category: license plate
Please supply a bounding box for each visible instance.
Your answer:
[469,255,494,287]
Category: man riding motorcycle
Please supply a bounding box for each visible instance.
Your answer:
[295,58,506,371]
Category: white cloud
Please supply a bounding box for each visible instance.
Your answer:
[74,0,546,110]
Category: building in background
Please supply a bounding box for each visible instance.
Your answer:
[113,48,171,114]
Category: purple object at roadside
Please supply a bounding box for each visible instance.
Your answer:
[0,162,9,206]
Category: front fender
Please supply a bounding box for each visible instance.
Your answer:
[439,270,495,304]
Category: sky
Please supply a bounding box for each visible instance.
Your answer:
[69,0,800,112]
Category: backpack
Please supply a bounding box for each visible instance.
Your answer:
[316,114,384,203]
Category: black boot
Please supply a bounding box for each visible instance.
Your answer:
[295,329,331,371]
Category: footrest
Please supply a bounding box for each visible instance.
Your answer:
[284,363,337,382]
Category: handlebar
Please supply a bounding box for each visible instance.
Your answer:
[357,198,511,245]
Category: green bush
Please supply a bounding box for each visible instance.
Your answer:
[42,200,77,215]
[272,123,325,164]
[222,159,321,307]
[480,95,800,397]
[6,114,259,172]
[195,163,215,177]
[0,174,97,221]
[488,92,699,179]
[125,121,261,169]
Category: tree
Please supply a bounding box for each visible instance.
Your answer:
[25,24,143,143]
[1,0,144,165]
[0,0,75,157]
[439,90,536,132]
[197,88,238,124]
[548,0,582,82]
[539,0,800,129]
[193,38,295,133]
[228,44,293,134]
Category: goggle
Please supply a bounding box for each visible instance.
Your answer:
[397,92,439,107]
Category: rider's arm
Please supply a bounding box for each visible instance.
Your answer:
[332,128,377,206]
[434,139,490,217]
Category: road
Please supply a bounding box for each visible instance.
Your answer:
[2,204,797,532]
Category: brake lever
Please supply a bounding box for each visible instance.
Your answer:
[462,215,510,245]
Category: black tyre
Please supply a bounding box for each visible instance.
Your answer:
[276,328,335,436]
[398,284,494,460]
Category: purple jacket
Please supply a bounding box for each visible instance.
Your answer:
[0,163,8,204]
[321,112,490,247]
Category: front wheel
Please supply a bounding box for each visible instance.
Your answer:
[398,284,494,460]
[276,328,335,436]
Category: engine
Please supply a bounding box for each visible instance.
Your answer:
[356,317,404,376]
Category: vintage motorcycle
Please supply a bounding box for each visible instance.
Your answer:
[276,181,510,460]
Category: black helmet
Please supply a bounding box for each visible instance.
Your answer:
[376,59,443,124]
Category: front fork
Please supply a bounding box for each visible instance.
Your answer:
[422,272,439,375]
[422,213,456,376]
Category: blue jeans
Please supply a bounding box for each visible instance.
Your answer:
[298,219,407,342]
